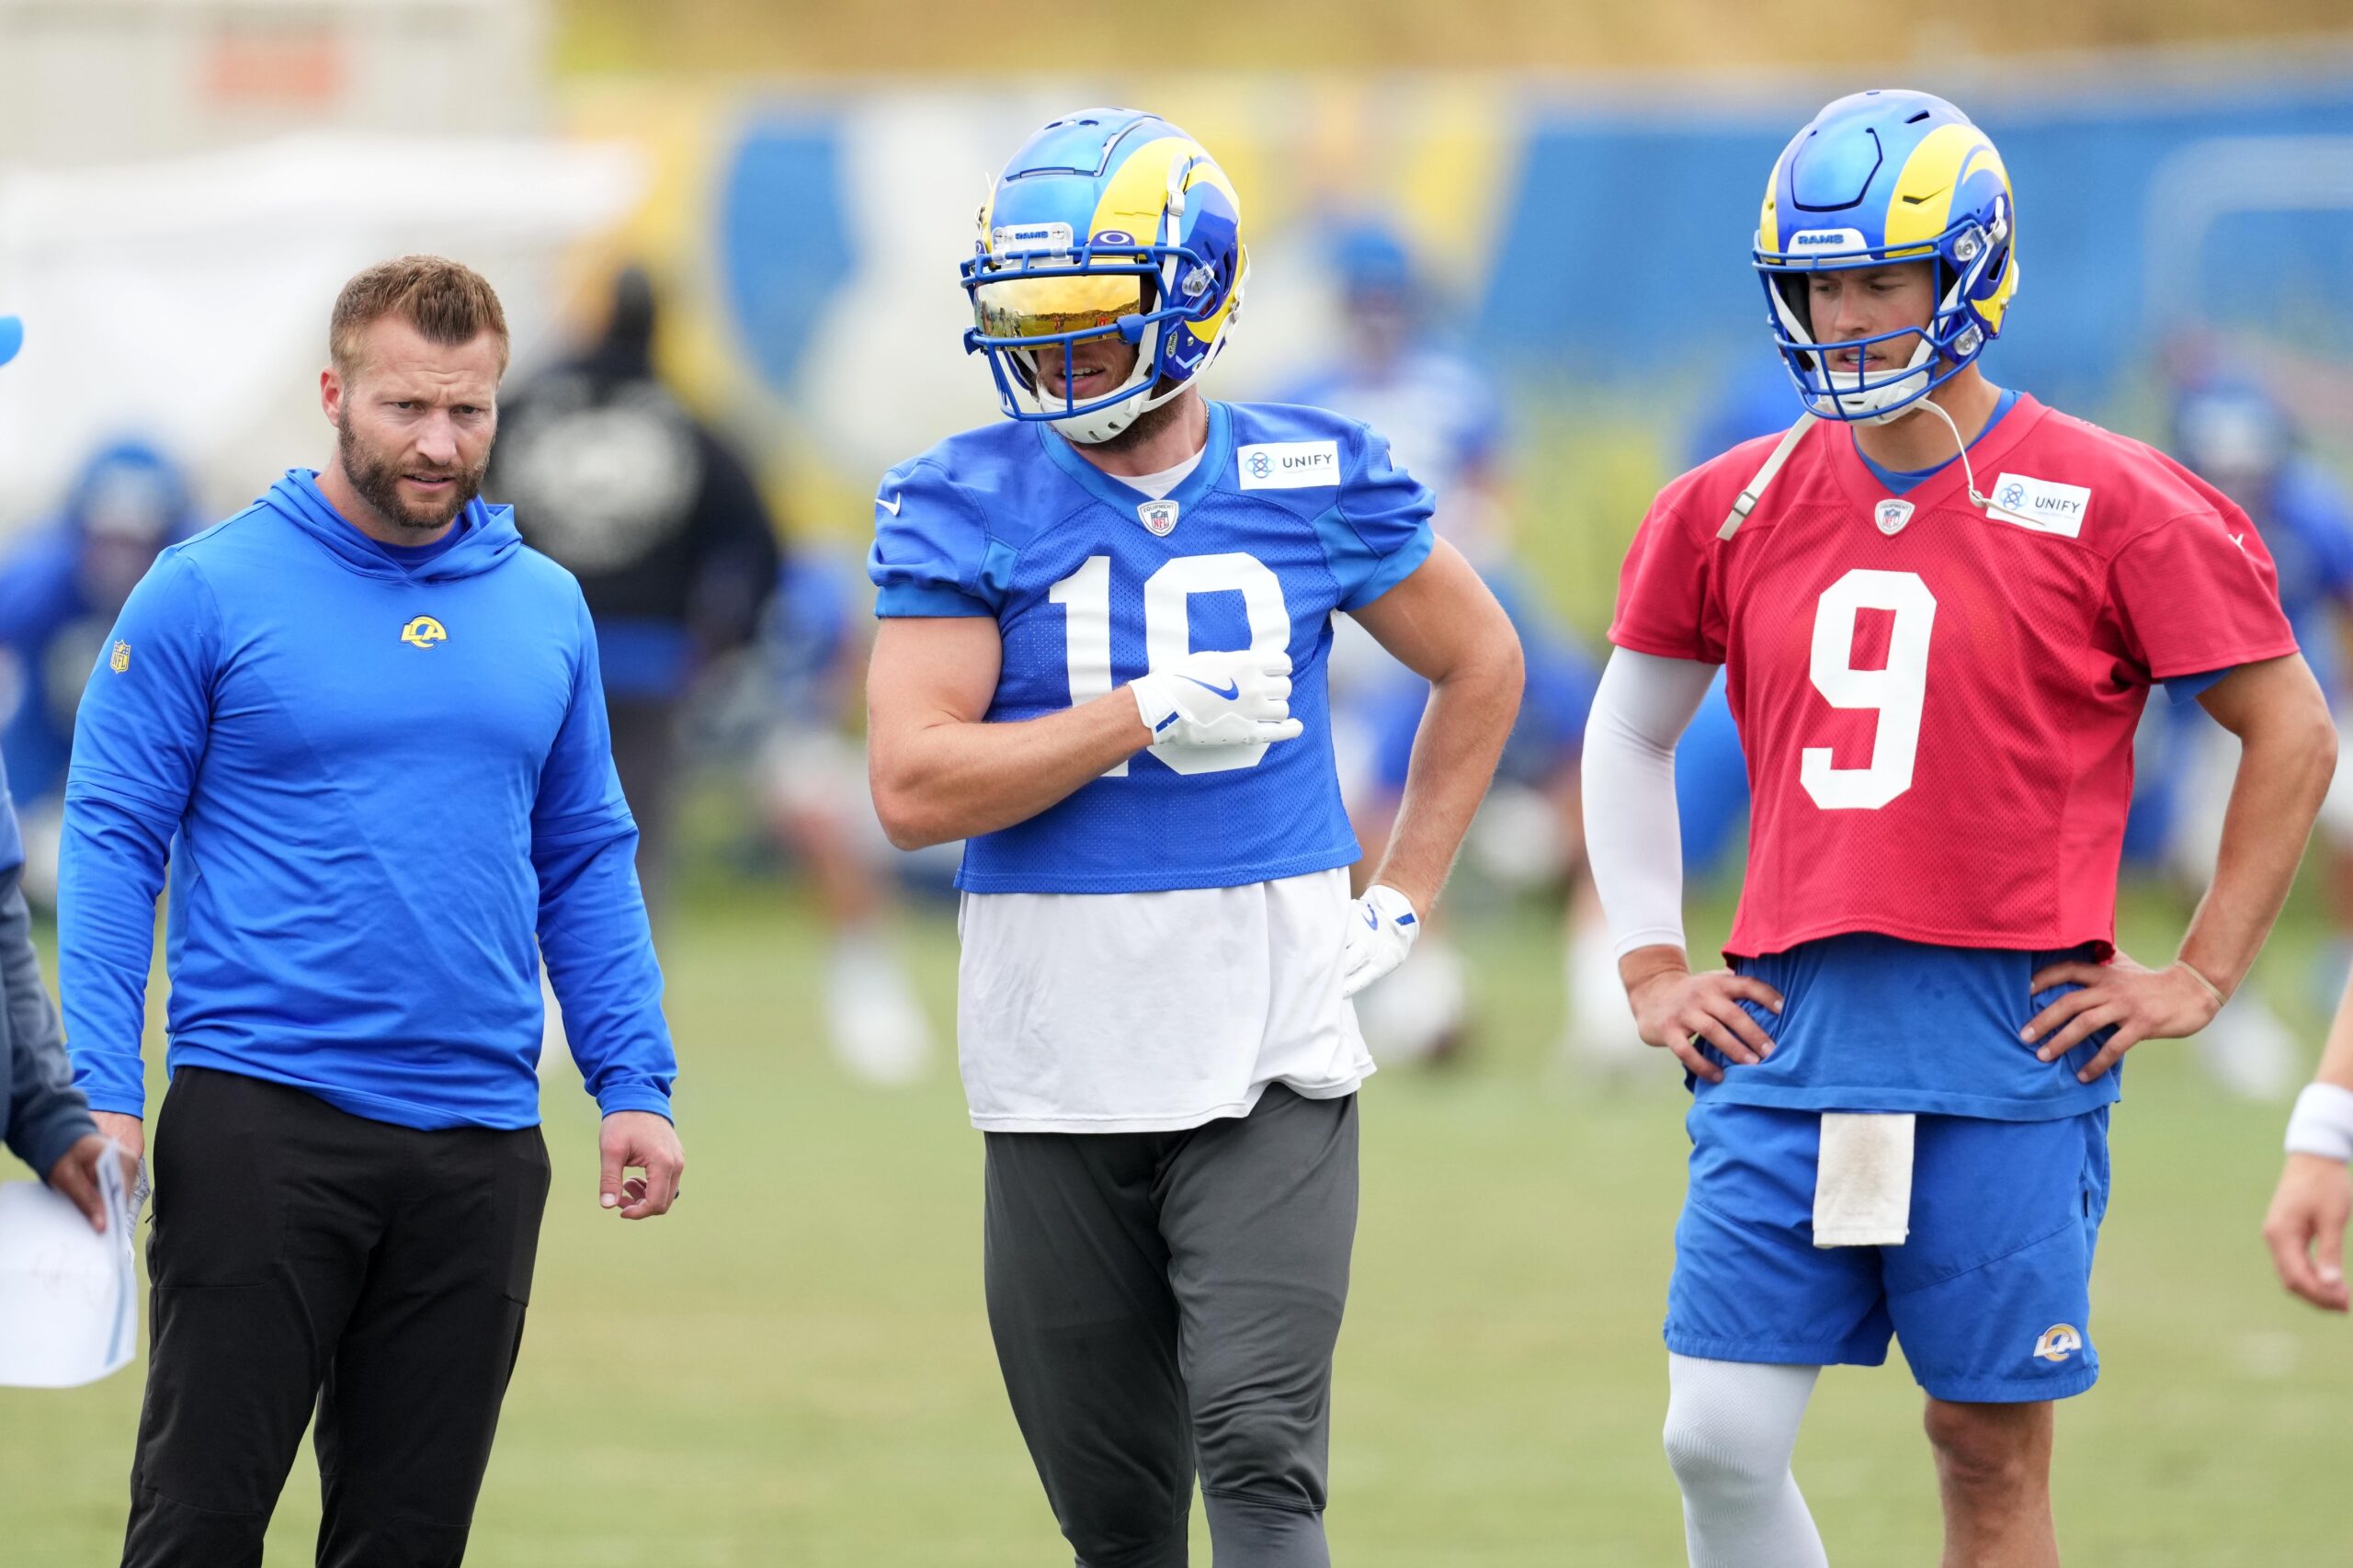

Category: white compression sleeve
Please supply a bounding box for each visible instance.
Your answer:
[1663,1353,1829,1568]
[1582,649,1721,960]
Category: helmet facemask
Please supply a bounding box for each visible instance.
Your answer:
[1756,207,2010,426]
[966,234,1242,444]
[963,124,1247,444]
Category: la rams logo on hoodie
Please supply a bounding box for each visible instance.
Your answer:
[400,616,448,649]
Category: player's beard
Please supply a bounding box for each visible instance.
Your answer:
[335,415,486,534]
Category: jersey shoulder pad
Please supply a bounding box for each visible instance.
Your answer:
[2016,408,2236,551]
[1222,400,1401,503]
[870,424,1046,616]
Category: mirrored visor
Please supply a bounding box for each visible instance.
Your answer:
[972,272,1145,342]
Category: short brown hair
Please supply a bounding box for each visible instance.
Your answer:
[329,255,510,377]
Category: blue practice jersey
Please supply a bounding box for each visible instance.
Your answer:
[2256,459,2353,699]
[870,401,1436,893]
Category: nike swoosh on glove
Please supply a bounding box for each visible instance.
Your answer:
[1131,647,1306,750]
[1341,883,1419,998]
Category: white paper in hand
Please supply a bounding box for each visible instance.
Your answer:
[0,1161,138,1388]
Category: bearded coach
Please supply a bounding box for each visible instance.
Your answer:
[60,256,685,1567]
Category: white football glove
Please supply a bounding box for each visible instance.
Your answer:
[1341,883,1420,998]
[1131,648,1305,750]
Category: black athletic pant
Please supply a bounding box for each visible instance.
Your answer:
[983,1084,1359,1568]
[120,1066,551,1568]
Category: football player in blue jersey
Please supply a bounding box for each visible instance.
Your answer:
[865,110,1522,1566]
[1279,222,1600,1068]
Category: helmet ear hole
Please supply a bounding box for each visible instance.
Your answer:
[1771,272,1813,342]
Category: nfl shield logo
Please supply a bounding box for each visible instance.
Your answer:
[1137,500,1179,537]
[1874,499,1914,537]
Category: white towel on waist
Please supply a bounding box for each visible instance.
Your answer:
[1813,1112,1915,1247]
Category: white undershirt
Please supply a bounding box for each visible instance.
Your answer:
[1581,648,1721,959]
[1114,448,1204,500]
[956,868,1372,1132]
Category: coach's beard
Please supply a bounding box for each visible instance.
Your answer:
[336,415,486,533]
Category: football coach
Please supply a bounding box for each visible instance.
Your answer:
[60,256,685,1567]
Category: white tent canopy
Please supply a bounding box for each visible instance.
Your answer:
[0,131,642,527]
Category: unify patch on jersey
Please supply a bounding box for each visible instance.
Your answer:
[1987,472,2091,539]
[1236,440,1341,490]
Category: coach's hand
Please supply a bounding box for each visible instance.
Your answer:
[1621,949,1781,1085]
[1130,648,1304,750]
[90,1109,144,1165]
[88,1110,149,1219]
[599,1110,684,1220]
[2020,952,2223,1083]
[2263,1153,2351,1312]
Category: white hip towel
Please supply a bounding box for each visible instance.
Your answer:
[1813,1112,1915,1247]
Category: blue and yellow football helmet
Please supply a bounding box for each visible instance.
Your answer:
[1755,90,2018,423]
[962,108,1246,444]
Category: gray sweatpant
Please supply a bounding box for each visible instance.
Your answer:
[983,1084,1359,1568]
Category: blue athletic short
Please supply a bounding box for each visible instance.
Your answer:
[1665,1102,2111,1403]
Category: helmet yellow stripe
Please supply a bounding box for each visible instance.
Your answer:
[1084,135,1244,346]
[1882,123,2004,252]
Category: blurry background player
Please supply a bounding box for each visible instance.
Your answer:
[751,548,938,1085]
[1282,222,1599,1064]
[1564,361,1784,1077]
[2136,371,2353,1097]
[0,312,119,1248]
[1586,92,2335,1568]
[489,266,779,915]
[0,439,198,906]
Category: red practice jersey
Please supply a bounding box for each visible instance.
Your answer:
[1611,393,2298,959]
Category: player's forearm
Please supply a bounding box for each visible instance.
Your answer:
[1366,642,1521,913]
[2179,692,2337,997]
[1582,652,1716,963]
[2308,977,2353,1093]
[870,690,1150,849]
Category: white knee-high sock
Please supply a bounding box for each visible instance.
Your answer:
[1663,1352,1830,1568]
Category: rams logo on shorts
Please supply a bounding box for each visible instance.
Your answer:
[108,639,131,674]
[400,615,448,649]
[2032,1324,2083,1363]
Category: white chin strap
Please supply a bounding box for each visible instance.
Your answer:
[1814,336,1936,424]
[1051,373,1185,445]
[1024,316,1171,446]
[1031,255,1246,445]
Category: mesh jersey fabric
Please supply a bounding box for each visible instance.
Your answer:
[870,400,1435,893]
[1611,394,2299,959]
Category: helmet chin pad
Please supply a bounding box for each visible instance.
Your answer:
[1049,369,1190,445]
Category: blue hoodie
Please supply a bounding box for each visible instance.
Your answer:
[60,471,676,1131]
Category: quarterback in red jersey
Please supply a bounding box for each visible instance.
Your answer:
[1583,92,2336,1567]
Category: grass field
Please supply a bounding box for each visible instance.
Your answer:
[4,881,2350,1565]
